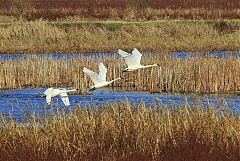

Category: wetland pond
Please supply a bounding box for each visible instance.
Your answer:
[0,88,240,118]
[0,51,240,119]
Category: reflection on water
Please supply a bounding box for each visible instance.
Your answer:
[0,88,239,118]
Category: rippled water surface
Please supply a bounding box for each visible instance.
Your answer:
[0,88,239,118]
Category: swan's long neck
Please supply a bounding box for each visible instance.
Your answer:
[65,89,77,93]
[109,77,121,84]
[141,64,159,69]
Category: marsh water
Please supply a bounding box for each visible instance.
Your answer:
[0,88,240,118]
[0,50,239,59]
[0,51,240,118]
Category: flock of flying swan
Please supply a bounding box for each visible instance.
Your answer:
[42,48,160,106]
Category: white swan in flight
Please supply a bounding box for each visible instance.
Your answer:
[117,48,160,73]
[83,62,122,91]
[43,88,77,106]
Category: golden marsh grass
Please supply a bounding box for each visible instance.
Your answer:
[0,101,239,161]
[0,20,239,53]
[1,53,240,94]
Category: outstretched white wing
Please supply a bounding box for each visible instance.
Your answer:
[98,63,107,81]
[60,92,70,106]
[83,67,99,84]
[117,49,131,57]
[124,48,142,68]
[131,48,142,65]
[44,88,53,105]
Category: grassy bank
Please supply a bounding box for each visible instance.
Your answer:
[0,19,239,53]
[0,101,239,161]
[1,53,240,94]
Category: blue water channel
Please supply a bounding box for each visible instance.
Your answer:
[0,88,239,119]
[0,51,239,59]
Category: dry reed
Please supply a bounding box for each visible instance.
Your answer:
[0,0,239,20]
[1,53,240,94]
[0,20,239,53]
[0,101,239,161]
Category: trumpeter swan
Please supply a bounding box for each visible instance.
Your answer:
[83,62,122,91]
[117,48,160,73]
[43,88,77,106]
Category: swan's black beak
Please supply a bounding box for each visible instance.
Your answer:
[122,69,128,73]
[157,64,161,66]
[89,87,96,92]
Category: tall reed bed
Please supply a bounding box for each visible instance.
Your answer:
[1,53,240,94]
[0,20,239,53]
[0,101,239,161]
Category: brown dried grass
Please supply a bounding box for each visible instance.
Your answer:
[0,20,239,53]
[1,53,240,94]
[0,0,239,20]
[0,101,239,161]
